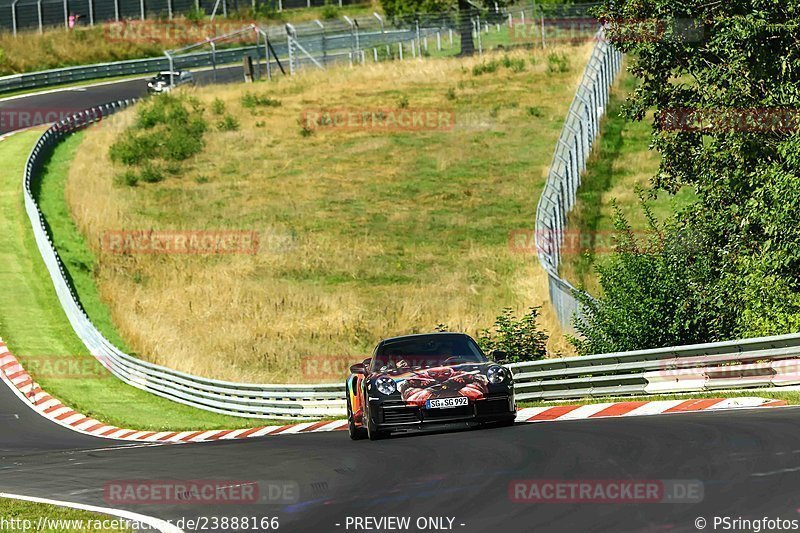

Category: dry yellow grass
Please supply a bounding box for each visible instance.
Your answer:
[0,4,378,75]
[66,45,590,383]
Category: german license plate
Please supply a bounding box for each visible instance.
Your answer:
[426,397,469,409]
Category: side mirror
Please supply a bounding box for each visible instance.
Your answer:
[350,363,366,375]
[490,349,508,362]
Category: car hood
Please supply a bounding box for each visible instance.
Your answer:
[374,362,493,379]
[374,363,503,405]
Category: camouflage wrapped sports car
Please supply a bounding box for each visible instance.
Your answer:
[346,332,516,440]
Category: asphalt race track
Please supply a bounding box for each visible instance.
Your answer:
[0,64,248,135]
[4,374,800,533]
[3,74,800,533]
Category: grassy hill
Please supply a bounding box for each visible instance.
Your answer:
[60,44,592,383]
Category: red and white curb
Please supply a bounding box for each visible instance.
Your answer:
[515,397,787,423]
[0,341,789,443]
[0,341,347,443]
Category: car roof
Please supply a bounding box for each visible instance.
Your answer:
[377,332,471,346]
[157,71,184,75]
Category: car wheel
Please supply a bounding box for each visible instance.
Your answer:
[499,417,516,427]
[346,392,366,441]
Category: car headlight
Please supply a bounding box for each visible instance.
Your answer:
[487,365,508,384]
[375,377,397,395]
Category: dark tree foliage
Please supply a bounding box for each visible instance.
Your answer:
[573,1,800,354]
[378,0,509,56]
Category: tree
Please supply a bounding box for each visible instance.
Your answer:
[575,1,800,352]
[378,0,500,56]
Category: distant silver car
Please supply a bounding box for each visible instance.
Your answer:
[147,70,194,93]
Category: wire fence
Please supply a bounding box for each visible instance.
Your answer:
[0,0,364,34]
[534,27,622,332]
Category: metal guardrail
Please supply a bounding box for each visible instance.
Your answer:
[0,3,601,95]
[24,104,800,415]
[534,28,623,331]
[22,101,345,420]
[507,332,800,401]
[0,45,263,94]
[21,14,796,421]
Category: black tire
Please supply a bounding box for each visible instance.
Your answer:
[366,407,387,441]
[346,390,367,441]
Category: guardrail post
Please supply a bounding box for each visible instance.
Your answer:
[114,0,119,21]
[63,0,68,29]
[211,41,217,82]
[37,0,43,33]
[475,15,482,56]
[140,0,145,20]
[541,13,545,48]
[11,0,19,36]
[88,0,94,25]
[167,0,172,19]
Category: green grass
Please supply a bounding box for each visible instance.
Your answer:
[559,69,696,293]
[0,497,132,532]
[519,390,800,408]
[32,132,133,352]
[0,129,308,430]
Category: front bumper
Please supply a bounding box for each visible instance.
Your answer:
[373,394,516,431]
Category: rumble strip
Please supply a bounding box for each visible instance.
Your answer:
[0,340,787,443]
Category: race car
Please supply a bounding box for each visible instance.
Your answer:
[346,332,516,440]
[147,70,194,94]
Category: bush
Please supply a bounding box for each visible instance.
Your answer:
[113,170,139,187]
[500,55,525,72]
[241,92,281,108]
[216,115,240,132]
[436,308,550,363]
[472,59,499,76]
[109,132,159,165]
[185,6,205,22]
[445,87,456,101]
[509,58,526,73]
[546,52,570,74]
[526,106,543,117]
[320,2,339,20]
[162,129,204,160]
[211,97,226,115]
[477,308,549,363]
[139,164,165,183]
[397,95,409,109]
[109,94,207,183]
[570,200,735,355]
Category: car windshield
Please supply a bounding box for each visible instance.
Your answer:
[372,334,486,372]
[152,73,176,82]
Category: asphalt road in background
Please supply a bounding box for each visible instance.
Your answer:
[3,70,800,533]
[0,64,247,134]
